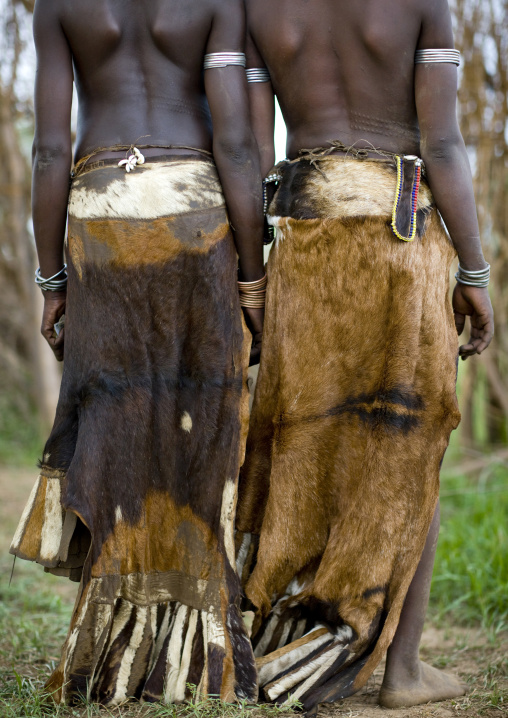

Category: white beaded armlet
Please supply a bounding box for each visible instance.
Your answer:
[415,49,461,66]
[246,68,271,83]
[203,52,246,70]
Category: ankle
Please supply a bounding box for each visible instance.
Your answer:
[383,652,422,687]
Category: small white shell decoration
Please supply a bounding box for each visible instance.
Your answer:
[118,148,145,172]
[133,147,145,164]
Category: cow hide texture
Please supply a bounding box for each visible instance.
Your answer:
[236,155,461,712]
[11,156,256,705]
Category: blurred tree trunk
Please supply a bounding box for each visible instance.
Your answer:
[452,0,508,447]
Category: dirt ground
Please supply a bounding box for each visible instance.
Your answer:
[325,625,508,718]
[1,467,506,718]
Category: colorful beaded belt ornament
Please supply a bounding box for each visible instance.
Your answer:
[391,155,423,242]
[262,170,282,245]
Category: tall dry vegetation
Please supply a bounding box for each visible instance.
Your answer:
[0,0,506,452]
[0,0,37,424]
[0,0,58,447]
[453,0,508,445]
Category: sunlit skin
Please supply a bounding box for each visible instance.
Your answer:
[245,0,492,708]
[32,0,264,364]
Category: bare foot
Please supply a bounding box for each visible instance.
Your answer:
[379,660,467,709]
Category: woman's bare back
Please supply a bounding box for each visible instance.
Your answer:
[32,0,266,323]
[51,0,221,158]
[247,0,452,156]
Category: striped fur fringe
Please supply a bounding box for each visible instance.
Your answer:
[48,591,252,705]
[237,531,360,707]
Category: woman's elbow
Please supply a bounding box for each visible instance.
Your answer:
[32,142,72,172]
[213,132,258,167]
[421,132,465,164]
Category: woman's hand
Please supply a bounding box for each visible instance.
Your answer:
[452,284,494,360]
[41,290,66,361]
[242,306,264,366]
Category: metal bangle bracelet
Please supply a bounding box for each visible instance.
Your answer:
[455,262,490,288]
[35,264,68,291]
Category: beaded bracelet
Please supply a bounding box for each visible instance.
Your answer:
[238,274,267,308]
[35,264,68,292]
[455,263,490,288]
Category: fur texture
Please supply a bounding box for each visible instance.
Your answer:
[237,156,460,712]
[11,157,256,705]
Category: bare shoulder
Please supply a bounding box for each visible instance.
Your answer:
[33,0,64,28]
[207,0,245,51]
[244,0,255,15]
[417,0,454,47]
[209,0,244,23]
[244,0,268,27]
[33,0,69,52]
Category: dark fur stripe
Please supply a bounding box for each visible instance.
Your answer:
[226,604,258,700]
[94,602,137,703]
[185,612,204,697]
[207,644,225,696]
[141,642,170,702]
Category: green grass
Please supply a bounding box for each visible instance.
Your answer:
[0,674,301,718]
[0,400,42,467]
[1,456,507,714]
[0,564,301,717]
[448,653,508,715]
[0,567,71,666]
[431,463,508,630]
[0,564,71,717]
[149,689,301,718]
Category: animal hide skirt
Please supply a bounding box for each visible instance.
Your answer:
[10,156,257,705]
[236,156,461,712]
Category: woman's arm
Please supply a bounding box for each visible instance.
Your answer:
[32,0,73,360]
[205,0,264,283]
[245,31,276,178]
[415,0,494,358]
[204,0,265,362]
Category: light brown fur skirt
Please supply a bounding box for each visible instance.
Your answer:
[236,156,461,712]
[10,156,256,705]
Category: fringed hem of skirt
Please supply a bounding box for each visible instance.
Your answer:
[47,587,257,706]
[9,467,89,579]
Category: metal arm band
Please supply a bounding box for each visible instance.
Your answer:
[203,52,246,70]
[415,49,461,66]
[246,68,271,83]
[455,262,490,288]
